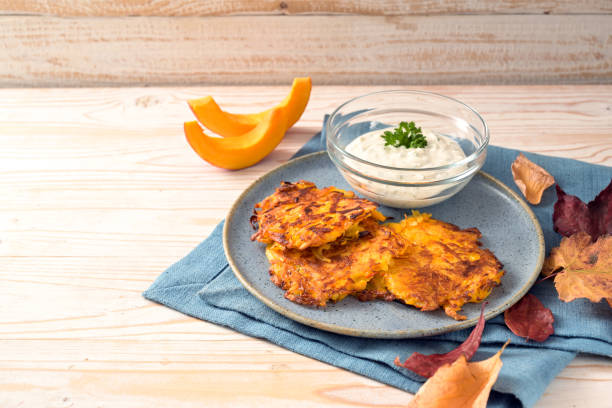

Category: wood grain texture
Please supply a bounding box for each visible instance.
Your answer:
[0,86,611,408]
[2,0,611,16]
[0,15,610,87]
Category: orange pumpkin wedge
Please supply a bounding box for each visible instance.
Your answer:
[187,96,259,138]
[184,107,287,170]
[188,77,311,138]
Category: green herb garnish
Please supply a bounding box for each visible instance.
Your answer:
[381,121,427,149]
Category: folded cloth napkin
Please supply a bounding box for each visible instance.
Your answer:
[144,117,611,407]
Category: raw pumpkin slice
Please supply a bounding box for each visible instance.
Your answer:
[184,107,287,170]
[188,77,311,138]
[228,77,311,129]
[187,96,259,138]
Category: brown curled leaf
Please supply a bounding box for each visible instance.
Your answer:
[542,232,612,305]
[504,294,554,342]
[408,340,510,408]
[511,153,555,205]
[553,179,612,241]
[395,303,486,378]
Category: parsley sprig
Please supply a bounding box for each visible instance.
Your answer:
[381,121,427,149]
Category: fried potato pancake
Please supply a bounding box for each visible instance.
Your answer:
[251,180,383,249]
[266,219,405,306]
[357,212,504,320]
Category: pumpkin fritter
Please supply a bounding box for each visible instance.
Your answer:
[357,212,504,320]
[266,219,405,306]
[251,180,384,250]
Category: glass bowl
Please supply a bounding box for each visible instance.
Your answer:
[326,90,489,208]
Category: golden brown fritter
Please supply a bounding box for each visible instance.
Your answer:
[357,211,504,320]
[251,181,503,318]
[266,219,406,306]
[251,180,383,249]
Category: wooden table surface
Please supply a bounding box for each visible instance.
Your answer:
[1,85,611,407]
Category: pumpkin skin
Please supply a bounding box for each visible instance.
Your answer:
[188,77,311,138]
[184,107,287,170]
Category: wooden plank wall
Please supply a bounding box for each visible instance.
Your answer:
[0,1,610,86]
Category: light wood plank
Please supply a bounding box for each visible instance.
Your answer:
[0,86,610,408]
[0,15,610,86]
[2,0,611,16]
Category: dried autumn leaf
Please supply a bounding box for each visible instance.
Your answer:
[504,294,554,342]
[408,341,510,408]
[395,303,486,377]
[553,179,612,241]
[511,153,555,205]
[542,231,612,305]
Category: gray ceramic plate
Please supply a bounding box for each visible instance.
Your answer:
[223,152,544,338]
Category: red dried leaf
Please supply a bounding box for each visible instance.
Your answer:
[504,294,554,342]
[395,303,486,378]
[553,179,612,241]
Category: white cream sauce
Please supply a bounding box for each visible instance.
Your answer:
[346,128,465,170]
[344,127,467,207]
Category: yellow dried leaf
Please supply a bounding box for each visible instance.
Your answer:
[511,153,555,205]
[542,232,612,305]
[408,341,509,408]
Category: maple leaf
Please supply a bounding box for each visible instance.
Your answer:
[542,232,612,305]
[511,153,555,205]
[553,179,612,241]
[395,303,486,378]
[504,294,554,342]
[408,341,509,408]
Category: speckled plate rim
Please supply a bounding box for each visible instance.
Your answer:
[223,151,545,338]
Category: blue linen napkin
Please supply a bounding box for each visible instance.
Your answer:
[144,118,611,407]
